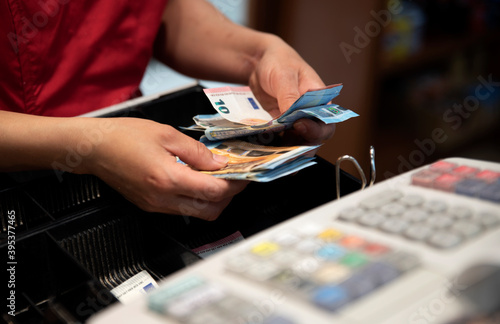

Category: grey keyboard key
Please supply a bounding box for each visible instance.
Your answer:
[423,200,448,213]
[426,215,453,229]
[447,206,473,219]
[427,232,463,249]
[451,221,483,238]
[399,194,424,207]
[401,208,430,223]
[385,251,420,272]
[357,211,386,227]
[404,224,433,241]
[472,211,500,227]
[380,202,406,216]
[380,218,410,234]
[359,190,403,209]
[338,207,364,222]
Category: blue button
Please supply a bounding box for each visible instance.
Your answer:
[316,244,345,261]
[478,183,500,203]
[311,285,349,311]
[340,273,377,300]
[362,262,400,285]
[263,316,296,324]
[455,179,488,197]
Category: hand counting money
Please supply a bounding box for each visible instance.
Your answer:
[183,84,358,140]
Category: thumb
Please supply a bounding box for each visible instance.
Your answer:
[180,140,228,171]
[275,73,301,114]
[165,129,228,171]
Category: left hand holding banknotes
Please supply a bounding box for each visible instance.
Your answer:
[248,36,336,145]
[79,118,248,220]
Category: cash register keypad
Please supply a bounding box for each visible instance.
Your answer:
[338,189,499,249]
[225,224,419,313]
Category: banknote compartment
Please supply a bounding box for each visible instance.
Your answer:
[48,204,201,291]
[1,232,114,323]
[0,187,53,244]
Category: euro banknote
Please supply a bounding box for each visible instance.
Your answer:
[180,139,320,182]
[185,84,358,140]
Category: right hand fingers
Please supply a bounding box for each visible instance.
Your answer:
[134,166,249,220]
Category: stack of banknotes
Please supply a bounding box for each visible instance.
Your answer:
[198,139,319,182]
[182,84,358,181]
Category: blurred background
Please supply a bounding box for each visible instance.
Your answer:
[141,0,500,181]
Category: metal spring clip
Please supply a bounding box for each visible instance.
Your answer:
[335,146,376,200]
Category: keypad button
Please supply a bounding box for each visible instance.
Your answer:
[455,179,489,197]
[295,239,322,253]
[273,250,302,266]
[270,270,314,292]
[401,208,429,222]
[423,200,448,213]
[427,232,463,249]
[426,215,453,229]
[310,285,350,312]
[380,218,410,234]
[340,252,368,268]
[475,170,500,183]
[362,262,400,285]
[452,165,480,178]
[412,170,441,188]
[292,257,321,276]
[313,264,350,284]
[385,252,420,272]
[433,173,464,192]
[263,316,297,324]
[472,212,500,227]
[451,221,482,238]
[447,206,473,219]
[340,273,377,300]
[338,207,364,222]
[478,183,500,203]
[399,194,424,207]
[246,261,281,281]
[317,228,343,242]
[380,202,406,216]
[251,242,280,257]
[316,244,346,261]
[339,235,366,249]
[226,254,255,273]
[273,231,300,246]
[358,211,386,227]
[429,160,457,172]
[363,243,390,256]
[186,308,227,324]
[404,224,433,241]
[359,190,403,209]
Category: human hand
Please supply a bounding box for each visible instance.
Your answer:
[248,36,335,145]
[78,118,248,220]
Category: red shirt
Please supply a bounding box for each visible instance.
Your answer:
[0,0,167,116]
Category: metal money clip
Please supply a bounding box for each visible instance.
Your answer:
[335,146,376,200]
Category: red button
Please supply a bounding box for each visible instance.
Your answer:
[412,170,441,188]
[475,170,500,183]
[429,161,457,172]
[452,165,479,178]
[433,173,463,192]
[363,243,390,256]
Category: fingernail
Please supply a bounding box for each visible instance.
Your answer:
[213,153,229,164]
[294,121,307,134]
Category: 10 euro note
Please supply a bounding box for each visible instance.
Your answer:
[184,84,359,140]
